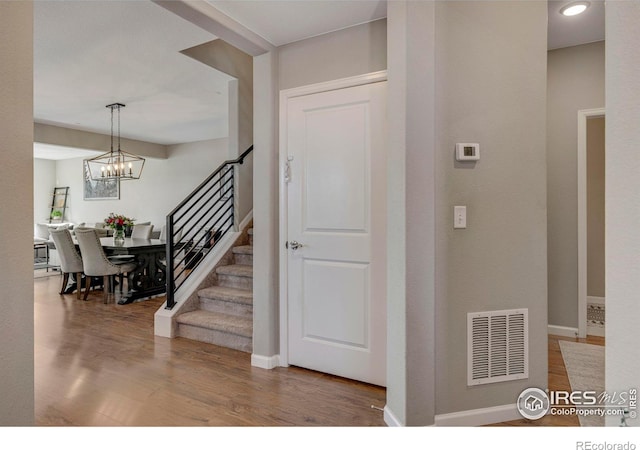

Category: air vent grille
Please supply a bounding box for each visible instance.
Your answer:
[467,309,528,386]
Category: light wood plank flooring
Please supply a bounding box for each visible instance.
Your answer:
[34,274,386,426]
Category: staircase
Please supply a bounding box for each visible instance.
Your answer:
[175,228,253,352]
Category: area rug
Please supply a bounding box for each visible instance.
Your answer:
[558,340,605,427]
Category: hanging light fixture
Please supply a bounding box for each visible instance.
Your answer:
[86,103,145,181]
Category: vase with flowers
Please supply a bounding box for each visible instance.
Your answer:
[104,213,135,245]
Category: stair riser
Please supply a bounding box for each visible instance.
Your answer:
[177,324,252,353]
[217,273,253,290]
[234,253,253,266]
[200,298,253,318]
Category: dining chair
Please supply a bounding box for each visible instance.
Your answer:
[75,229,137,303]
[74,226,109,237]
[131,224,153,239]
[49,228,85,299]
[159,224,182,243]
[159,225,183,267]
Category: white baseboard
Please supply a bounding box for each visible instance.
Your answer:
[587,296,605,305]
[587,325,605,337]
[548,324,579,338]
[434,403,519,427]
[384,403,518,427]
[154,308,175,338]
[383,405,403,427]
[238,210,253,232]
[251,353,280,369]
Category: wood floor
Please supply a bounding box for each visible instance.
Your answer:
[494,334,605,427]
[34,271,604,427]
[34,274,386,426]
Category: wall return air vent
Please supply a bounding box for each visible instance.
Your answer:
[467,308,528,386]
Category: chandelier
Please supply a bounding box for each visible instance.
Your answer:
[86,103,145,180]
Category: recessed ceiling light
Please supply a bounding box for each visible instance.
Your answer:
[560,1,590,17]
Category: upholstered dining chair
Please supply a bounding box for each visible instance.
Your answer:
[158,225,183,268]
[75,229,137,303]
[159,224,182,243]
[49,228,85,299]
[131,224,153,239]
[159,224,166,242]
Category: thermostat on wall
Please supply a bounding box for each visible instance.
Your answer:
[456,143,480,161]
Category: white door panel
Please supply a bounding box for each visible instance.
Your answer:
[302,260,369,348]
[303,104,369,232]
[286,81,387,386]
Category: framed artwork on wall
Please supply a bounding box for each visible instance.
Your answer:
[83,159,119,200]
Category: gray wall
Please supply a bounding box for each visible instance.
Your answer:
[252,50,280,358]
[0,0,34,425]
[587,117,605,298]
[278,19,387,90]
[181,39,254,223]
[434,0,548,414]
[35,123,168,159]
[386,0,436,426]
[182,39,253,154]
[34,158,57,223]
[50,138,229,229]
[547,41,605,328]
[276,2,549,423]
[605,0,640,427]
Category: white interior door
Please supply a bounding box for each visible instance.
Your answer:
[285,81,387,386]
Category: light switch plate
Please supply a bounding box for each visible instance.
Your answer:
[454,206,467,229]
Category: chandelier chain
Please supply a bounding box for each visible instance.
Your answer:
[117,104,121,151]
[110,104,115,153]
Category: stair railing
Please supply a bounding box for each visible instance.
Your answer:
[165,145,253,310]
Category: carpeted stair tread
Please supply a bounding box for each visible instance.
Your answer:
[232,245,253,255]
[177,310,252,338]
[198,285,253,305]
[216,264,253,278]
[247,228,253,236]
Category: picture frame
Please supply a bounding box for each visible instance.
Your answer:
[83,160,119,200]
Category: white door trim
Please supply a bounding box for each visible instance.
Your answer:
[278,70,388,367]
[577,107,605,339]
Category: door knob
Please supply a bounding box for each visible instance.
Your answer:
[287,240,304,250]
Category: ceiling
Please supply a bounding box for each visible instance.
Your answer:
[34,0,387,159]
[207,0,388,47]
[34,0,229,149]
[207,0,604,51]
[548,0,605,50]
[34,0,605,160]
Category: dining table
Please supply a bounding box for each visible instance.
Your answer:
[62,237,167,305]
[102,237,167,304]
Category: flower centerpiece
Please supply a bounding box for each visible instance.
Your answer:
[104,213,135,244]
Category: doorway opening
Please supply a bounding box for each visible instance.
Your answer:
[577,108,605,338]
